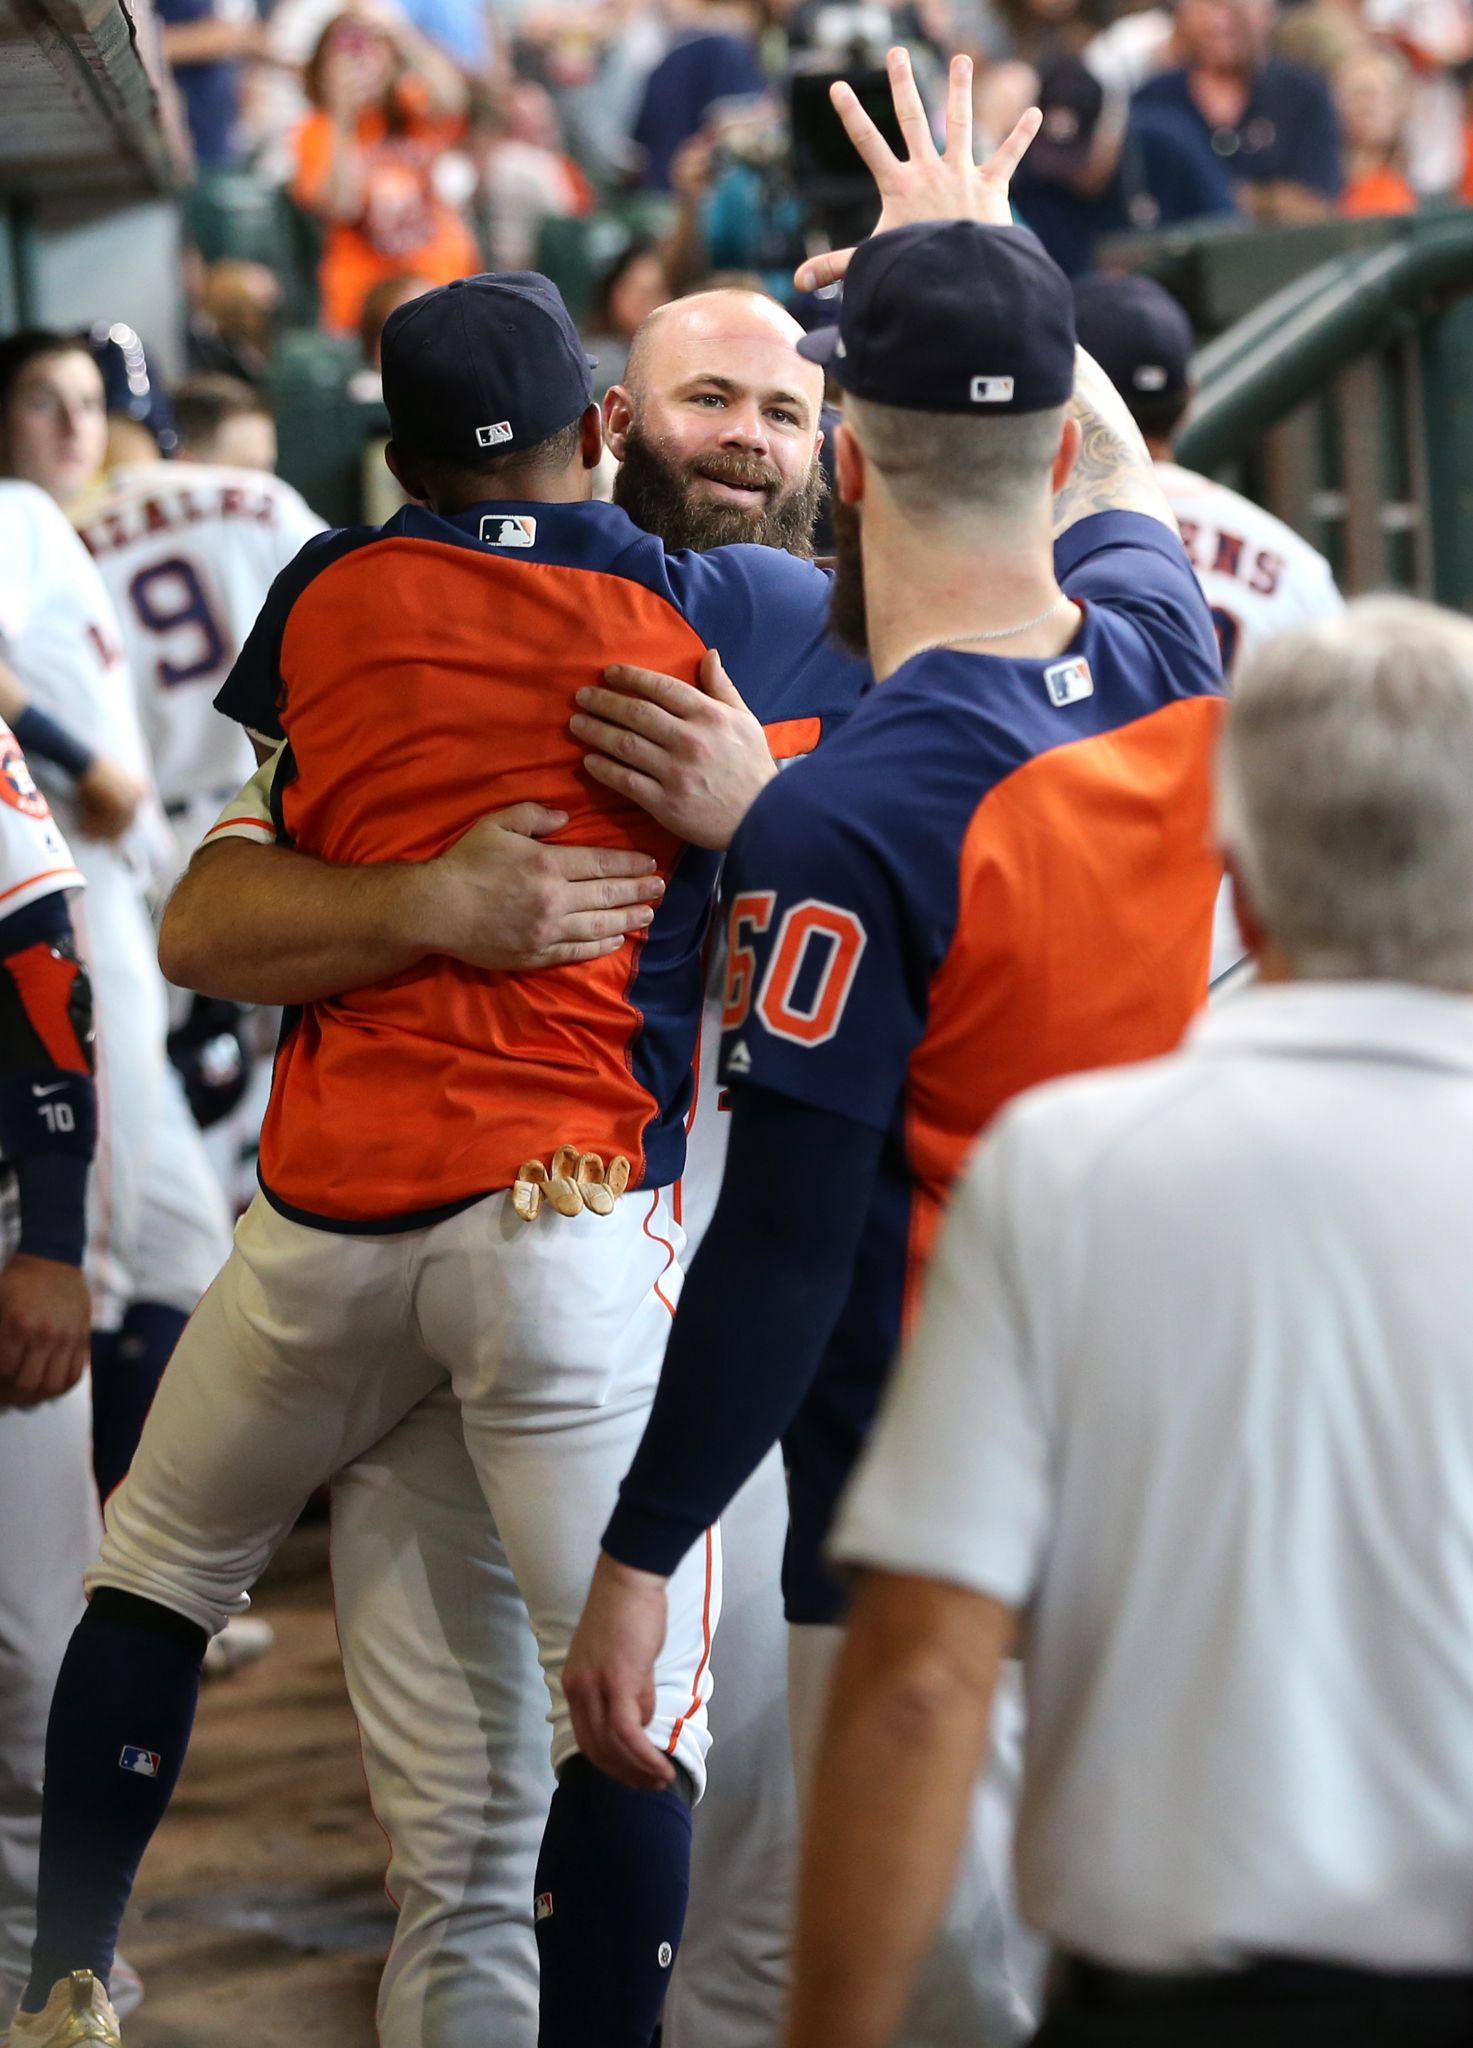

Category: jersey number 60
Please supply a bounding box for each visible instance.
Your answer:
[723,893,867,1047]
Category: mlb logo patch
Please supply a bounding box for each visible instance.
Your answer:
[969,376,1015,405]
[1044,657,1094,708]
[480,514,537,549]
[535,1892,554,1922]
[120,1746,161,1777]
[476,421,513,448]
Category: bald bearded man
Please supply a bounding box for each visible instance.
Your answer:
[172,287,839,2048]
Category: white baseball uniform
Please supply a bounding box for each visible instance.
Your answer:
[74,461,325,870]
[0,482,230,1331]
[1158,461,1345,984]
[0,750,97,2010]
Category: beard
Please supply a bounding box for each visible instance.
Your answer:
[828,495,868,657]
[614,420,826,560]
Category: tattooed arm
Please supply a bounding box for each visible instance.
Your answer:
[1053,347,1178,540]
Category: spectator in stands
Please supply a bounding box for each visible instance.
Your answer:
[472,79,594,271]
[358,271,435,368]
[185,256,281,386]
[661,112,809,299]
[1336,41,1417,214]
[155,0,266,168]
[585,237,677,389]
[1012,53,1238,274]
[173,374,280,469]
[1364,0,1473,195]
[631,0,768,190]
[1134,0,1344,221]
[793,594,1473,2048]
[292,5,477,334]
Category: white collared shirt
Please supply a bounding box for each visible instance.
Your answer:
[834,981,1473,1973]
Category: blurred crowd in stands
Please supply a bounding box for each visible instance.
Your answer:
[152,0,1473,377]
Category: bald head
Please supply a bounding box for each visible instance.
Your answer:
[625,288,817,399]
[606,288,826,555]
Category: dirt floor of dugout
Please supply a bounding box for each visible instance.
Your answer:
[118,1521,388,2045]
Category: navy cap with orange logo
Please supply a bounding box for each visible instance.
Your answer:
[798,221,1076,417]
[381,271,597,462]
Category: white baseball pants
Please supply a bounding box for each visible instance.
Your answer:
[331,1411,795,2048]
[788,1627,1042,2048]
[0,1379,99,1994]
[69,851,230,1331]
[91,1188,720,1797]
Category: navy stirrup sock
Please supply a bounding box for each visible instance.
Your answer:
[534,1755,694,2048]
[23,1588,208,2012]
[92,1302,188,1501]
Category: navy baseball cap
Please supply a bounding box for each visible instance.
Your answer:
[1072,272,1194,411]
[798,223,1075,416]
[381,271,596,463]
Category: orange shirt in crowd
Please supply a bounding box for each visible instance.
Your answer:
[1342,164,1418,215]
[293,91,480,334]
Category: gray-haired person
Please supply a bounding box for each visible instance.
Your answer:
[785,594,1473,2048]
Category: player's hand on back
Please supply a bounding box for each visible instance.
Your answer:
[75,755,146,842]
[0,1252,91,1409]
[794,48,1042,293]
[563,1552,678,1792]
[422,804,667,971]
[572,649,777,851]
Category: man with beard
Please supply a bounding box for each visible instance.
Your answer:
[605,289,829,560]
[565,48,1226,2048]
[137,284,849,2048]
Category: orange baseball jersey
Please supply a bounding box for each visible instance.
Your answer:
[214,496,865,1230]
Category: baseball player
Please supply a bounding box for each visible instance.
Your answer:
[171,285,845,2048]
[565,51,1225,2047]
[1071,268,1344,983]
[0,726,99,2035]
[0,452,231,1505]
[71,377,324,874]
[14,267,892,2048]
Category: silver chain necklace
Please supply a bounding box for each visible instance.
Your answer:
[895,594,1075,666]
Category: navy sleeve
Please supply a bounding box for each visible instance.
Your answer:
[1056,510,1224,699]
[715,762,929,1130]
[603,1085,884,1575]
[662,543,869,725]
[213,526,364,743]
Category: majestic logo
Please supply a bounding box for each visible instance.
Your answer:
[480,514,537,549]
[0,732,51,820]
[1044,656,1095,708]
[120,1746,161,1777]
[725,1039,752,1077]
[534,1892,554,1922]
[969,376,1015,405]
[476,421,513,448]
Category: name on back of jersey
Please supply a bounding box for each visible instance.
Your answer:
[1176,519,1284,596]
[78,482,287,557]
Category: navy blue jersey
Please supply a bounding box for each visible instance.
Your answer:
[718,511,1227,1614]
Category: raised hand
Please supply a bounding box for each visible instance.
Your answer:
[794,48,1042,293]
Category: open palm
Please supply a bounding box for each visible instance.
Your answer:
[795,48,1042,293]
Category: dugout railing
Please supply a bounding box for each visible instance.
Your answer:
[1109,209,1473,611]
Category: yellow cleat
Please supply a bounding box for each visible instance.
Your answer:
[5,1972,122,2047]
